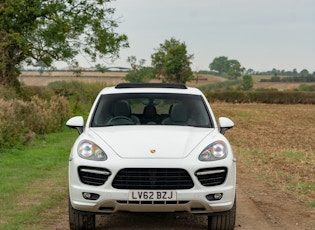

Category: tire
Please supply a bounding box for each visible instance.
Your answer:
[207,198,236,230]
[69,199,96,230]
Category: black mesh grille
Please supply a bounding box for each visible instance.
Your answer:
[78,166,111,186]
[195,168,227,186]
[112,168,194,189]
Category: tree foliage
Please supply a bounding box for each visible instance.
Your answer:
[127,56,146,72]
[209,56,229,75]
[241,75,253,91]
[125,67,154,83]
[151,38,194,84]
[0,0,128,88]
[260,71,315,83]
[125,56,153,83]
[209,56,244,79]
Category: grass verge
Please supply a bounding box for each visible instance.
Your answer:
[0,129,77,230]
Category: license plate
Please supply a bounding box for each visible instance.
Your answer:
[129,190,177,201]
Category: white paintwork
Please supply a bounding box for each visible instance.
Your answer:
[67,84,236,216]
[219,117,234,129]
[66,116,84,128]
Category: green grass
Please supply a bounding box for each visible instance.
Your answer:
[309,202,315,208]
[0,129,77,229]
[282,150,304,160]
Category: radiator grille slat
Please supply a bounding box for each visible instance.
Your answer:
[112,168,194,189]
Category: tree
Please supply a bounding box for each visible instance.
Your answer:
[300,69,309,78]
[227,59,244,79]
[209,56,229,75]
[125,67,153,83]
[209,56,244,79]
[245,68,255,75]
[125,56,153,83]
[127,56,146,72]
[0,0,128,88]
[151,38,194,84]
[241,75,253,91]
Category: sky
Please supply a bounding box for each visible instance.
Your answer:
[79,0,315,72]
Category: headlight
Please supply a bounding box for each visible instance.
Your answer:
[78,140,107,161]
[199,141,227,161]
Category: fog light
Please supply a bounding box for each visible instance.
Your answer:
[83,192,91,199]
[82,192,100,200]
[206,193,223,201]
[214,193,223,200]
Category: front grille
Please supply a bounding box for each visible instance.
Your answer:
[112,168,194,189]
[78,166,111,186]
[195,167,227,186]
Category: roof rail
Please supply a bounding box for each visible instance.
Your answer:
[115,83,187,89]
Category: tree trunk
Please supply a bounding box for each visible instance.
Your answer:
[0,37,22,89]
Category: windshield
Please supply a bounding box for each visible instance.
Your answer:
[91,93,213,128]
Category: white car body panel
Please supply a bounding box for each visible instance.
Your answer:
[90,126,215,159]
[67,83,236,218]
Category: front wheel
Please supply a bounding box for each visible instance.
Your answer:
[69,199,96,230]
[207,198,236,230]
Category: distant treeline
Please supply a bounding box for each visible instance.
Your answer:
[204,91,315,104]
[255,69,315,76]
[260,74,315,83]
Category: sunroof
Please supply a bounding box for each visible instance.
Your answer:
[115,83,187,89]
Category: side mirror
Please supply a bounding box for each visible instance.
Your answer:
[218,117,234,135]
[66,116,84,134]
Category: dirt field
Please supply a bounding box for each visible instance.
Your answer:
[20,75,315,229]
[19,71,225,88]
[20,71,307,91]
[253,82,302,91]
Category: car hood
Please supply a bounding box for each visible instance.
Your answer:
[90,126,216,159]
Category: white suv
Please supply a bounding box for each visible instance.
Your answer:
[66,83,236,230]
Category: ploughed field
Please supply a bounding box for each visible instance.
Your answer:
[19,71,225,88]
[37,103,315,230]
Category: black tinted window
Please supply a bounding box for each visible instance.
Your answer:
[91,93,212,128]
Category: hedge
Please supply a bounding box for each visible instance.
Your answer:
[204,91,315,104]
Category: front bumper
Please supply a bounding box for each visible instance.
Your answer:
[69,158,236,214]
